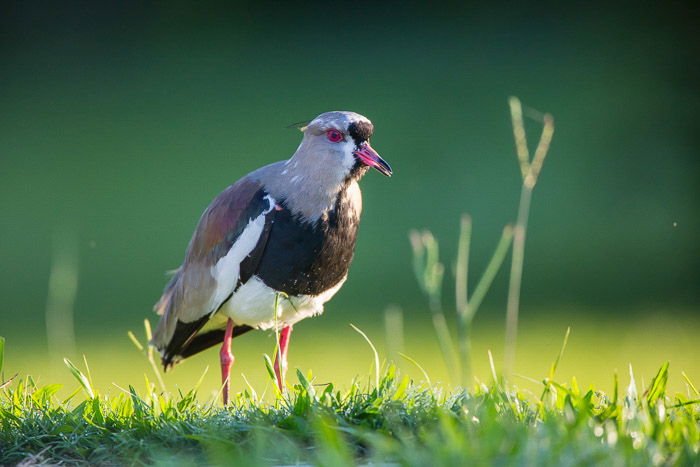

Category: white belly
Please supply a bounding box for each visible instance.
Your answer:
[219,275,347,330]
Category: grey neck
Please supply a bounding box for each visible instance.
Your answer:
[252,158,361,225]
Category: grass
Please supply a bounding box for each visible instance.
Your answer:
[2,344,699,465]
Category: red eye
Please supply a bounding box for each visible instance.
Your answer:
[326,129,344,143]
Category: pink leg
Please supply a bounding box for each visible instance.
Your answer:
[274,325,293,392]
[220,319,235,406]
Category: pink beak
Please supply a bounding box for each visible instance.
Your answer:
[353,142,393,177]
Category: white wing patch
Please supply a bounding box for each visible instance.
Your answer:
[209,195,275,311]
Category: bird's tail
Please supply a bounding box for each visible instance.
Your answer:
[150,269,182,369]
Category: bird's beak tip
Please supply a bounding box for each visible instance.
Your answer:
[353,143,393,178]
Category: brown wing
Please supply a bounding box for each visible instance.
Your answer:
[150,176,274,368]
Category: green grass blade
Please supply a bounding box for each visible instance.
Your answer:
[488,350,499,387]
[681,371,699,397]
[399,353,432,386]
[64,358,95,399]
[645,362,669,406]
[670,398,700,408]
[349,323,380,388]
[192,365,209,394]
[549,327,571,380]
[296,368,316,400]
[241,373,258,402]
[82,354,95,390]
[263,354,277,382]
[392,375,410,401]
[61,386,83,405]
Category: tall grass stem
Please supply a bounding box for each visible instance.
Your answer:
[455,215,471,386]
[504,97,554,378]
[504,188,531,376]
[455,214,471,319]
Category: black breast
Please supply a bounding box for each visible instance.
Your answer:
[255,187,360,296]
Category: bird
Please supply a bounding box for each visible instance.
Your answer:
[150,111,392,405]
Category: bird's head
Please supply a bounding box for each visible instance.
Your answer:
[295,111,392,180]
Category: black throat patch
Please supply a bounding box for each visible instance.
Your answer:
[348,120,374,146]
[254,184,361,296]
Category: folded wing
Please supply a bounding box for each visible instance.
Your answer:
[151,176,275,368]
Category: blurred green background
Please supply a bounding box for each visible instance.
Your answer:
[1,2,698,395]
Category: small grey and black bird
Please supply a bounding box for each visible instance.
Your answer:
[150,111,392,404]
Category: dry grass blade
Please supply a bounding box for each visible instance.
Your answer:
[16,446,51,467]
[508,97,530,179]
[525,114,555,188]
[127,331,144,351]
[0,373,18,390]
[143,319,166,393]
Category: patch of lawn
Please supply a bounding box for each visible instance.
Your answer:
[1,350,698,465]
